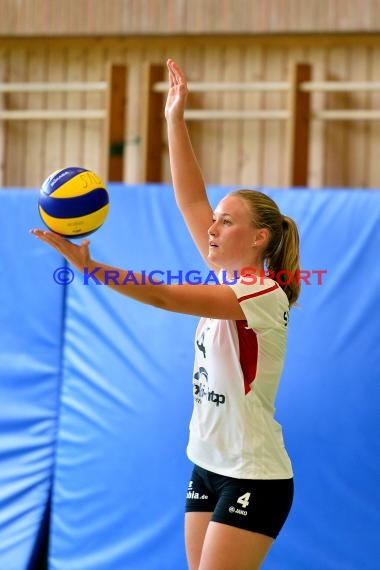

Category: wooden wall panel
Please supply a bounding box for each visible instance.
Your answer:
[219,46,244,187]
[1,36,380,189]
[150,58,166,183]
[262,47,286,187]
[25,47,46,187]
[0,45,7,185]
[347,47,370,188]
[63,47,86,170]
[240,44,264,187]
[161,41,205,187]
[5,47,27,187]
[308,47,326,188]
[44,48,64,180]
[185,45,225,186]
[2,0,380,36]
[286,43,308,186]
[82,47,106,178]
[324,46,350,187]
[368,46,380,187]
[122,46,146,184]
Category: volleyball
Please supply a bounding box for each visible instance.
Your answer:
[38,167,109,238]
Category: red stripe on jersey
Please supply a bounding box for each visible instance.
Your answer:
[236,320,258,395]
[238,282,278,303]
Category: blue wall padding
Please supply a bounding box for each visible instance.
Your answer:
[49,186,200,570]
[262,189,380,570]
[0,190,64,569]
[0,186,379,570]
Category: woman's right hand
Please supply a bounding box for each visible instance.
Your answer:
[165,59,188,125]
[30,229,92,273]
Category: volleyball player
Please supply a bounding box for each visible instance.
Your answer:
[31,58,300,570]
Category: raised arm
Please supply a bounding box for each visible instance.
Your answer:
[165,59,217,270]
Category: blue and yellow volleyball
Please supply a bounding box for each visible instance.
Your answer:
[38,167,109,238]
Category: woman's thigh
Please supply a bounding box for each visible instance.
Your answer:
[185,511,213,570]
[199,521,273,570]
[184,466,294,570]
[199,476,294,569]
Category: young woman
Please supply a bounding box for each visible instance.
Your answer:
[31,59,300,570]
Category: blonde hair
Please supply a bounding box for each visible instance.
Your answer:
[229,189,301,306]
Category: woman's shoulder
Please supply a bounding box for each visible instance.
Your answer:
[231,273,281,297]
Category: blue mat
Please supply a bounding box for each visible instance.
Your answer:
[0,185,379,570]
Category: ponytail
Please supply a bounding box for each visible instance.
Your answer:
[266,215,300,307]
[229,189,301,307]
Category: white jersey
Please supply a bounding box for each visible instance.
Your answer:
[187,276,293,480]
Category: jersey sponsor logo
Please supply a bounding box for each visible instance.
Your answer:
[196,338,206,358]
[194,367,208,382]
[193,379,226,407]
[196,326,210,358]
[187,481,209,500]
[228,506,247,516]
[186,490,209,500]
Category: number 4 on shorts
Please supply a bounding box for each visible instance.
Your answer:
[237,492,251,509]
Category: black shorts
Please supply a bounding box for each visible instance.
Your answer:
[185,464,294,539]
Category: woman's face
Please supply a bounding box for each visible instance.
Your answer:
[207,195,259,272]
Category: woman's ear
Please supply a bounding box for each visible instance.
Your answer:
[254,228,270,248]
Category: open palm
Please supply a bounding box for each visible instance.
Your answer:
[30,229,91,272]
[165,59,188,123]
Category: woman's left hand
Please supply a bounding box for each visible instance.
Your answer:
[165,59,188,125]
[30,229,91,272]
